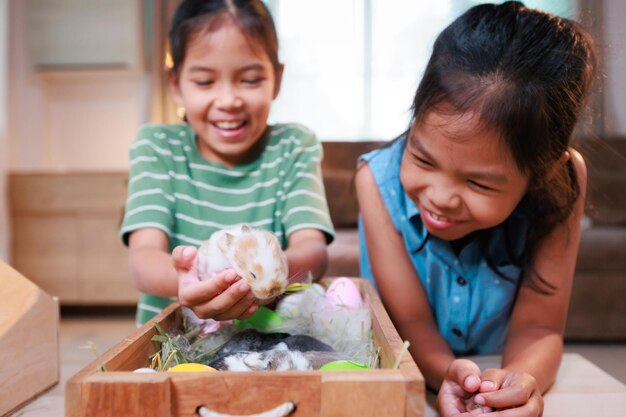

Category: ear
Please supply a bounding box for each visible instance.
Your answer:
[218,233,235,253]
[546,150,571,182]
[243,352,267,370]
[241,224,251,233]
[167,68,185,108]
[272,63,284,99]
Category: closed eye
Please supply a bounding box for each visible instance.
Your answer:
[412,153,432,167]
[242,78,263,85]
[249,272,257,280]
[468,180,496,192]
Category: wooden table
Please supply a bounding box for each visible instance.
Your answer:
[424,353,626,417]
[9,314,626,417]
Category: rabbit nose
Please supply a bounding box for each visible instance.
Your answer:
[259,282,286,299]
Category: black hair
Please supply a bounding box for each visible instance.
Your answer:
[169,0,280,78]
[408,1,596,292]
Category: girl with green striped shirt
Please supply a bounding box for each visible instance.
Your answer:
[120,0,334,326]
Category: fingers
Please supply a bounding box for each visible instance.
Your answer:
[172,245,197,271]
[215,290,259,321]
[447,359,482,393]
[472,396,543,417]
[437,359,486,417]
[179,269,239,305]
[475,385,535,410]
[208,279,258,321]
[474,373,543,416]
[179,270,258,321]
[437,385,484,417]
[479,367,506,393]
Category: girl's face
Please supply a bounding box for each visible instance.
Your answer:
[170,19,281,166]
[400,111,530,241]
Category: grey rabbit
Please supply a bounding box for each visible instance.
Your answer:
[208,329,346,371]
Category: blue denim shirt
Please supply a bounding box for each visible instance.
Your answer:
[358,135,529,355]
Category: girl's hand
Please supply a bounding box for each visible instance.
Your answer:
[437,359,492,416]
[172,245,259,321]
[472,368,544,417]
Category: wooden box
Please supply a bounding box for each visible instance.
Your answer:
[66,279,425,417]
[0,261,59,416]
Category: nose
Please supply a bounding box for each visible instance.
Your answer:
[214,84,243,110]
[256,281,286,300]
[426,182,462,211]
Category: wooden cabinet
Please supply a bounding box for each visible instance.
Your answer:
[9,172,138,305]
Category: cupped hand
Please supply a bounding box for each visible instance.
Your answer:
[472,368,544,417]
[437,359,492,417]
[172,245,259,321]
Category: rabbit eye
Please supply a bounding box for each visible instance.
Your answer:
[250,272,257,280]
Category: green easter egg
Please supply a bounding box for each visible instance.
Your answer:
[320,360,370,371]
[233,306,284,331]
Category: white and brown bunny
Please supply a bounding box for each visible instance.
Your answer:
[195,224,289,302]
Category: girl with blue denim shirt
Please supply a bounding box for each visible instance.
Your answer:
[356,2,596,416]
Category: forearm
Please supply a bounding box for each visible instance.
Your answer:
[396,319,456,390]
[285,239,327,281]
[129,246,179,297]
[502,326,563,393]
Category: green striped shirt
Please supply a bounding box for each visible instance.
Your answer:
[121,122,335,325]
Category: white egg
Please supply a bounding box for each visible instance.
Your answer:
[133,367,157,373]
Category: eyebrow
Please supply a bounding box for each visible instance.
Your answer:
[411,135,509,184]
[188,63,267,74]
[466,170,508,184]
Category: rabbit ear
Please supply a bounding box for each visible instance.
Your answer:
[243,352,268,370]
[241,224,251,233]
[218,233,235,253]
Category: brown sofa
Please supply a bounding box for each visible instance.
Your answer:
[321,139,626,341]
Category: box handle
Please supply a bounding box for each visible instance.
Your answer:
[197,401,296,417]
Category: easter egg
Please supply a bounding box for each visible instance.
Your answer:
[133,367,157,373]
[234,306,284,331]
[324,277,363,309]
[167,363,217,372]
[320,360,370,371]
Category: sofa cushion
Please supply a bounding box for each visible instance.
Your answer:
[578,139,626,225]
[326,228,360,278]
[576,226,626,270]
[322,141,384,228]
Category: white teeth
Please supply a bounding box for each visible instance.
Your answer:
[431,212,450,222]
[215,121,244,129]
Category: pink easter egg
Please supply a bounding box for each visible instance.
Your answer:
[325,277,363,309]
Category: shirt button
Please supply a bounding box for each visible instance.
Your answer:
[452,328,463,337]
[456,276,467,286]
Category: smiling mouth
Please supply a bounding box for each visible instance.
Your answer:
[423,207,463,226]
[213,120,246,130]
[430,212,453,222]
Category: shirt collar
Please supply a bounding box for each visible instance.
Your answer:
[404,191,430,254]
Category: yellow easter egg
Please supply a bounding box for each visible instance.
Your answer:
[167,363,217,372]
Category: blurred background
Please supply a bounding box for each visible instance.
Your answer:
[0,0,624,280]
[1,4,625,416]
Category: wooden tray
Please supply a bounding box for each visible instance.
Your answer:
[66,279,424,417]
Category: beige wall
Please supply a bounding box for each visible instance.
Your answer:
[4,1,624,175]
[1,0,8,260]
[6,0,147,171]
[605,0,626,134]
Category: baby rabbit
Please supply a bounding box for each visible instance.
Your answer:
[195,225,289,301]
[207,329,346,371]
